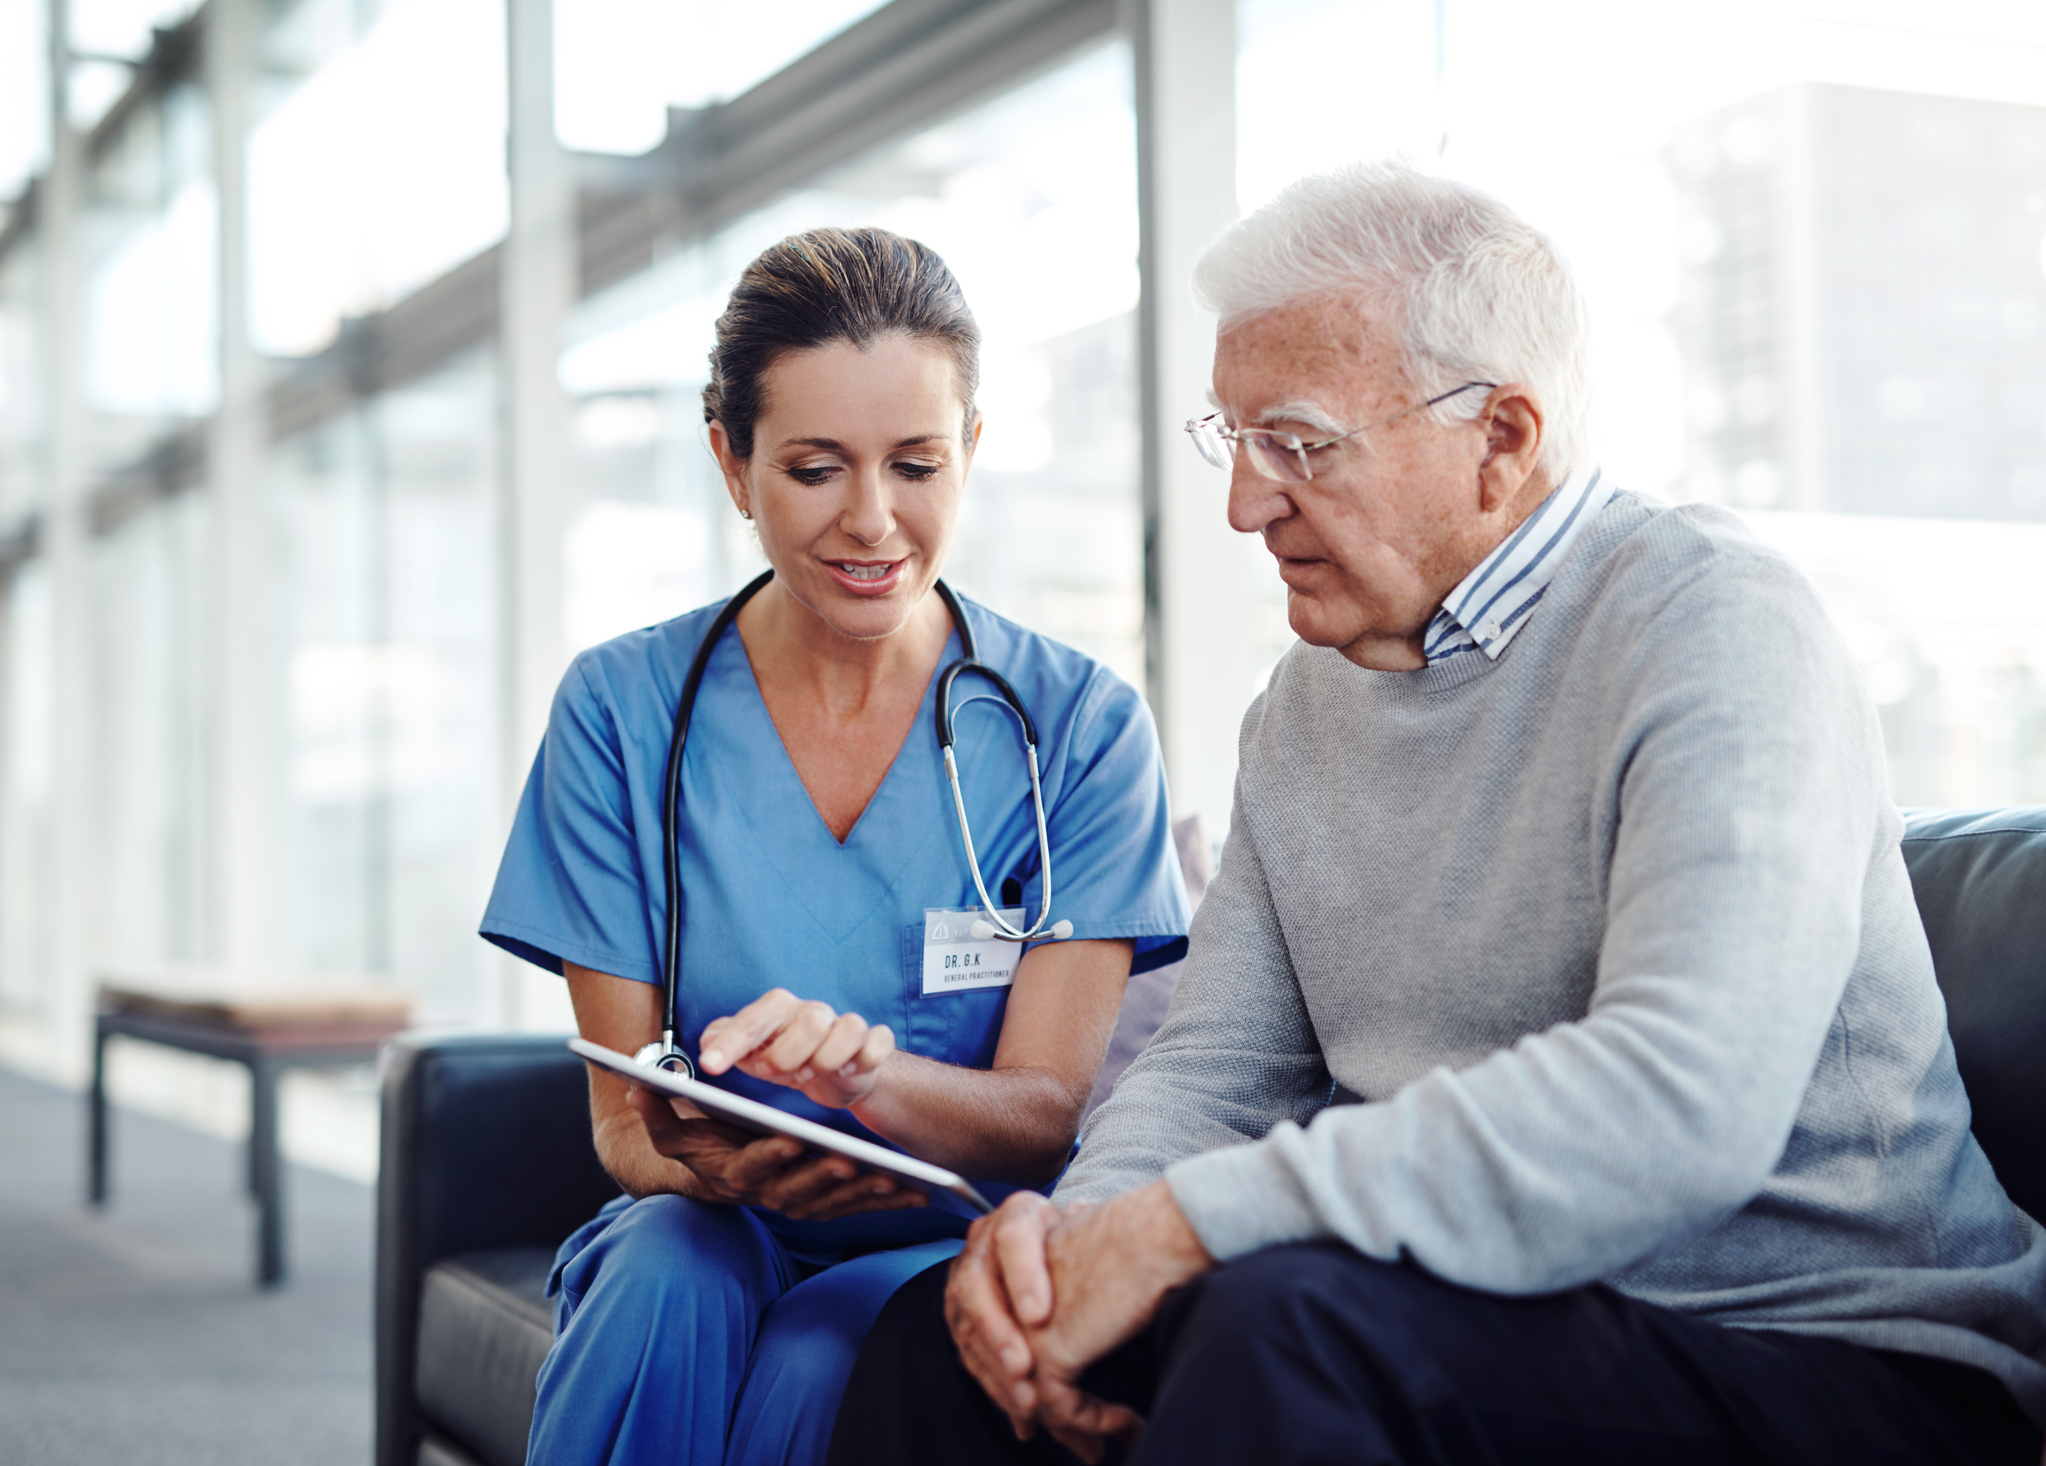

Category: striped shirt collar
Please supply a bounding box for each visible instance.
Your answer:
[1422,465,1613,666]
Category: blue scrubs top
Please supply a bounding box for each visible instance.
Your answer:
[481,589,1190,1236]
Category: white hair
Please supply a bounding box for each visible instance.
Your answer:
[1193,160,1592,480]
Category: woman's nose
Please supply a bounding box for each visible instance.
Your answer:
[842,465,894,546]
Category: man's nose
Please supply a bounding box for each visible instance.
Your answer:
[1226,457,1292,535]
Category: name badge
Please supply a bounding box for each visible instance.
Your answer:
[921,907,1025,997]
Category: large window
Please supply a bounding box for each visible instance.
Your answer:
[0,238,45,1028]
[249,0,508,358]
[82,77,215,478]
[0,246,39,521]
[66,0,202,130]
[94,490,208,966]
[0,0,50,210]
[267,350,503,1020]
[0,562,53,1019]
[554,0,889,154]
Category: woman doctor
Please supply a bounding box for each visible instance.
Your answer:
[480,226,1191,1466]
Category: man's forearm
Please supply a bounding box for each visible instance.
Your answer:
[1056,785,1332,1208]
[1086,1180,1212,1304]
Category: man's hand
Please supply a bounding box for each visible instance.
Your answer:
[947,1193,1068,1439]
[1024,1182,1212,1460]
[626,1086,926,1220]
[945,1182,1213,1461]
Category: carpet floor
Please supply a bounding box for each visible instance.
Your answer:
[0,1063,372,1465]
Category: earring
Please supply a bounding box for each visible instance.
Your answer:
[740,508,753,520]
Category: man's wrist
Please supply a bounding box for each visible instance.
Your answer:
[1118,1179,1213,1294]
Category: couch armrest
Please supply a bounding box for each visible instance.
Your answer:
[375,1032,621,1466]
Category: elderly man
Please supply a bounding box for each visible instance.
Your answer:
[824,163,2046,1464]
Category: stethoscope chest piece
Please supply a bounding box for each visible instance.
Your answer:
[633,1038,696,1080]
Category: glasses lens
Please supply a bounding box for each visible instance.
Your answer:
[1187,418,1232,470]
[1244,432,1312,483]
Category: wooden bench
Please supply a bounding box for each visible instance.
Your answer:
[90,971,413,1285]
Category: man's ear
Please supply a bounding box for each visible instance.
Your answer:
[1476,385,1545,513]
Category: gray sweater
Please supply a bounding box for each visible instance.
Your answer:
[1062,490,2046,1420]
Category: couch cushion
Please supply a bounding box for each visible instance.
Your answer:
[1900,807,2046,1224]
[417,1432,489,1466]
[415,1248,556,1466]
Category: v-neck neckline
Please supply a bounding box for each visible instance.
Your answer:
[727,619,961,851]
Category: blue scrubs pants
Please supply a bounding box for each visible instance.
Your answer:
[527,1193,966,1466]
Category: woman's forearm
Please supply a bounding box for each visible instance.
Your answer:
[564,962,724,1201]
[567,943,1131,1193]
[849,939,1134,1182]
[590,1101,712,1200]
[849,1051,1087,1183]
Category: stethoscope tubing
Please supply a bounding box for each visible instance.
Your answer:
[653,570,773,1073]
[930,582,1061,943]
[645,570,1057,1077]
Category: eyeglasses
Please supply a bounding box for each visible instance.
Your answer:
[1184,381,1498,483]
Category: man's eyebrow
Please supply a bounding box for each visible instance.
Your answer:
[1204,395,1346,434]
[1255,399,1347,435]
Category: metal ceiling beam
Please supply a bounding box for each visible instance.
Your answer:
[265,246,503,444]
[87,423,207,535]
[0,7,208,255]
[580,0,1116,296]
[272,0,1119,421]
[0,513,38,586]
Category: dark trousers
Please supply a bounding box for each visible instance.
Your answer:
[826,1241,2040,1465]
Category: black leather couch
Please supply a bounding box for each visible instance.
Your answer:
[375,1033,620,1466]
[375,806,2046,1466]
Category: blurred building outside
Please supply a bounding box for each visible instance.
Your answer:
[0,0,2042,1182]
[1671,82,2046,805]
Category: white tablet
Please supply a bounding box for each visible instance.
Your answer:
[568,1037,995,1215]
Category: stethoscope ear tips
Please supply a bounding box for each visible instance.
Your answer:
[970,919,997,939]
[1050,920,1074,940]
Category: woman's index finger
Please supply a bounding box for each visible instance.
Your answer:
[698,988,803,1072]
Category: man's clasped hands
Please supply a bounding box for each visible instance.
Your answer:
[945,1179,1215,1463]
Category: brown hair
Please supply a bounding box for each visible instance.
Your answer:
[702,226,982,460]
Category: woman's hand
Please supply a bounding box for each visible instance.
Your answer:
[625,1086,926,1220]
[697,988,896,1109]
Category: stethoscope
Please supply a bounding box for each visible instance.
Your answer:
[635,569,1070,1077]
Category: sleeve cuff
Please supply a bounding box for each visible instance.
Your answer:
[1164,1124,1328,1262]
[478,917,660,986]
